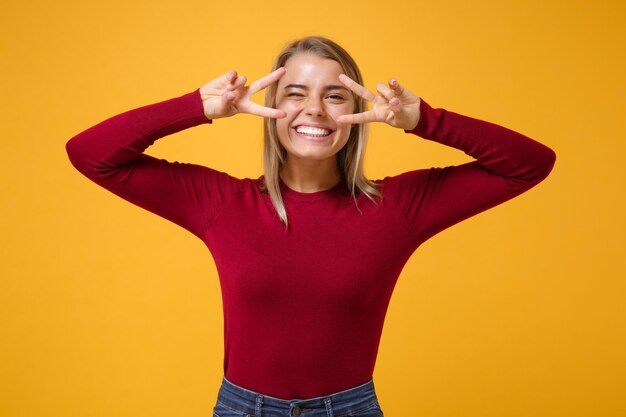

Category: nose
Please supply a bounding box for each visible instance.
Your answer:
[304,96,325,117]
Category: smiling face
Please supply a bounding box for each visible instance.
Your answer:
[275,53,355,164]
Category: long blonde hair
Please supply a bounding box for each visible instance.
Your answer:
[262,36,380,226]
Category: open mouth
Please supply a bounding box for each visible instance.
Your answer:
[294,125,334,138]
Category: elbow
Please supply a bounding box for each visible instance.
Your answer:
[66,133,97,177]
[520,145,556,187]
[65,135,78,162]
[535,145,557,182]
[507,144,556,191]
[66,135,85,172]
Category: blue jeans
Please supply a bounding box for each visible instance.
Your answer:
[213,376,384,417]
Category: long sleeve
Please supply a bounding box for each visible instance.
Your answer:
[66,88,243,238]
[383,98,556,245]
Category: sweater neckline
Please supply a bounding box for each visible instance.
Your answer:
[278,178,350,201]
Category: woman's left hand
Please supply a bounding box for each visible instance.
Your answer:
[337,74,421,131]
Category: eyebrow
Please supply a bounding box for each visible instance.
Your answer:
[284,84,350,92]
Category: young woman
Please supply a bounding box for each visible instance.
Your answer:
[67,36,555,417]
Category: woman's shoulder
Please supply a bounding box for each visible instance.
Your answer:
[375,167,439,190]
[372,167,450,212]
[175,161,262,197]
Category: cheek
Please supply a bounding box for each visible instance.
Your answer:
[274,103,292,129]
[338,126,353,143]
[275,117,295,146]
[330,102,355,120]
[276,99,303,113]
[276,102,302,131]
[276,118,289,137]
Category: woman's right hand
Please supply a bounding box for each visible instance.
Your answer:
[199,68,287,120]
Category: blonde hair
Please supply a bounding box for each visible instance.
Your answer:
[262,36,380,226]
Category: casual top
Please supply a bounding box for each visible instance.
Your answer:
[66,88,555,399]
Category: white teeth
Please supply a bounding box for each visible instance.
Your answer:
[295,126,331,137]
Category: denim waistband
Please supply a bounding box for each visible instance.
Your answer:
[215,376,381,417]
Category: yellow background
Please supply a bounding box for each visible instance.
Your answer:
[1,0,625,416]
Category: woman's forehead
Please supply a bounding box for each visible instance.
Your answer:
[279,54,343,87]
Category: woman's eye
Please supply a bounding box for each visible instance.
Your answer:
[327,94,345,101]
[287,93,304,98]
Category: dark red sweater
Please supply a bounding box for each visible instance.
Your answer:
[66,89,555,399]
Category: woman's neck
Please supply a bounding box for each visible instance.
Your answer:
[280,157,341,193]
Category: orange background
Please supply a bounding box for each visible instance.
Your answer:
[1,0,625,416]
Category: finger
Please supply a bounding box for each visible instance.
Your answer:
[389,78,405,97]
[218,70,239,90]
[337,110,379,125]
[248,67,286,94]
[224,75,247,92]
[224,70,237,83]
[338,74,376,102]
[375,83,394,101]
[388,97,402,111]
[242,101,286,119]
[223,91,237,102]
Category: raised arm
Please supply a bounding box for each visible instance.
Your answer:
[338,75,556,244]
[66,69,286,237]
[403,98,555,243]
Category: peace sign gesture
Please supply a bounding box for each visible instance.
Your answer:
[337,74,421,131]
[200,68,287,120]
